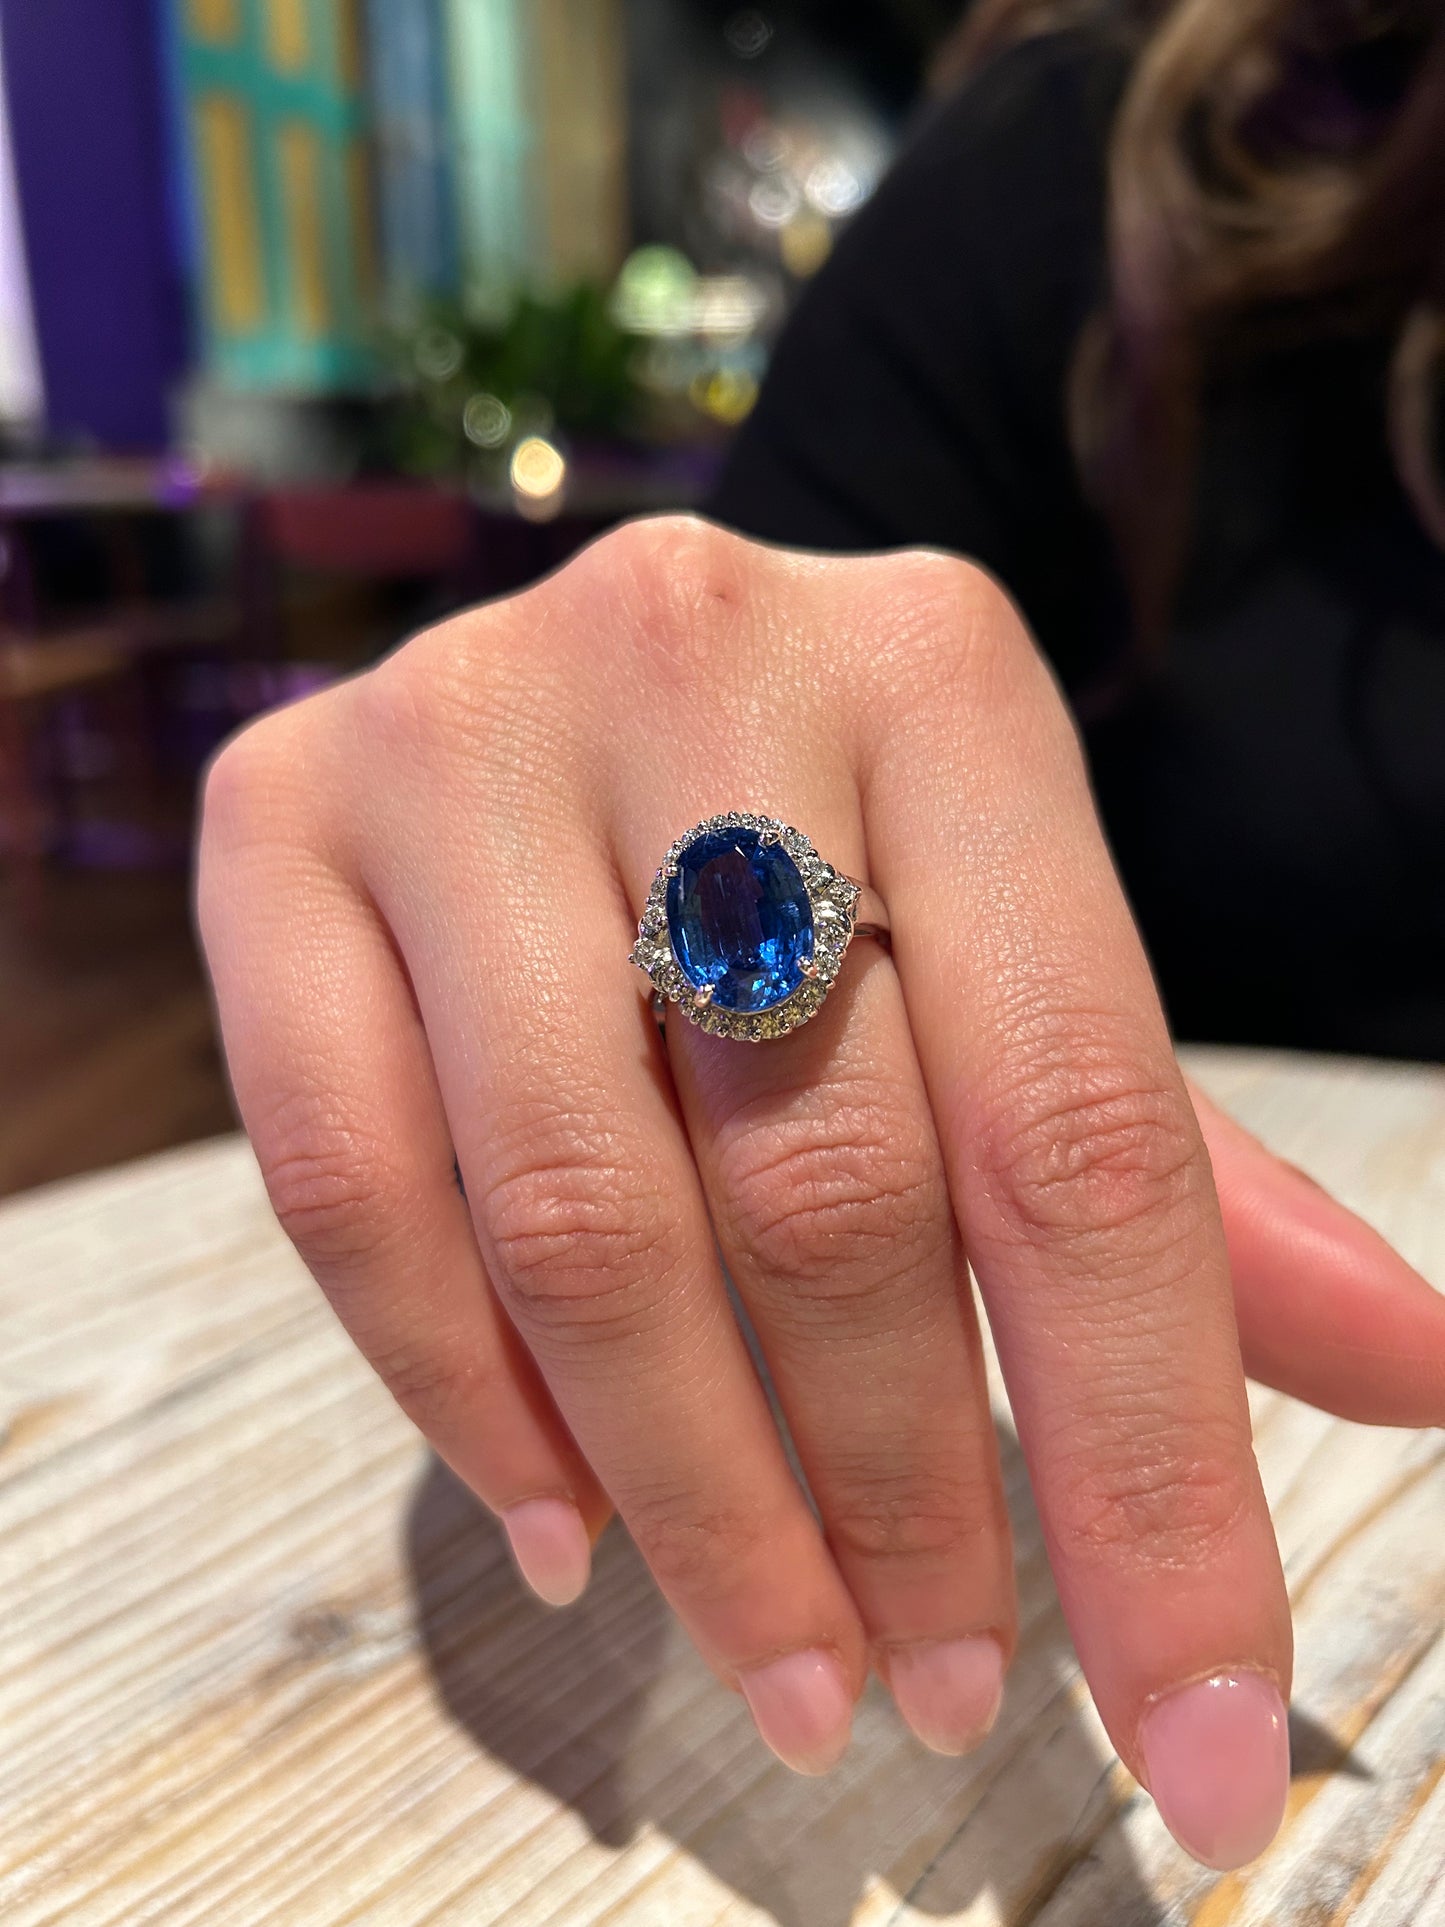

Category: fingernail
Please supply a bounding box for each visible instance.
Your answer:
[502,1498,592,1607]
[886,1636,1005,1756]
[738,1649,854,1775]
[1139,1672,1290,1870]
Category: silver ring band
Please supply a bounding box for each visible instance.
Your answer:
[848,884,892,954]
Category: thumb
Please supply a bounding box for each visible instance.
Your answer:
[1191,1079,1445,1427]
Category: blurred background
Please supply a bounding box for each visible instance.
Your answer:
[0,0,966,1197]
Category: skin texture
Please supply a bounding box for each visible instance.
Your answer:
[197,517,1445,1864]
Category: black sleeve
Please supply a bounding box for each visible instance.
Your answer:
[708,30,1130,691]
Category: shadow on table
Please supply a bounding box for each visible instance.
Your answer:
[404,1425,1187,1927]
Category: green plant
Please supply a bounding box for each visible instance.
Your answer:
[386,285,644,481]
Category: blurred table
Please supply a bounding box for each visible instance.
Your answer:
[0,1048,1441,1926]
[0,456,238,517]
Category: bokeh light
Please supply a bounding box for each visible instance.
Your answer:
[780,211,831,278]
[462,392,512,449]
[688,368,759,426]
[805,157,867,219]
[510,436,567,520]
[611,246,698,337]
[724,11,774,60]
[414,326,464,382]
[693,274,769,339]
[748,176,802,230]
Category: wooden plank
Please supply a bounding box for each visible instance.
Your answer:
[0,1049,1439,1923]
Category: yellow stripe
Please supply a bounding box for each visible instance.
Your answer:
[263,0,310,73]
[186,0,241,45]
[278,122,331,338]
[194,94,266,333]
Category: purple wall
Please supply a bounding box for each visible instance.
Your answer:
[3,0,190,449]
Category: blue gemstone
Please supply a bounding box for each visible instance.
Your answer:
[666,828,815,1013]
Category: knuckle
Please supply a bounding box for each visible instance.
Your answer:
[1049,1417,1253,1571]
[255,1094,402,1273]
[599,512,746,602]
[199,731,258,845]
[826,1466,993,1573]
[579,514,756,687]
[352,623,586,862]
[898,548,1003,622]
[367,1340,492,1438]
[716,1098,944,1296]
[624,1486,770,1602]
[355,612,513,762]
[482,1148,683,1329]
[972,1053,1205,1256]
[871,552,1028,694]
[199,711,292,853]
[198,691,347,899]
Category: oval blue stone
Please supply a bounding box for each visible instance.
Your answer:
[666,828,815,1013]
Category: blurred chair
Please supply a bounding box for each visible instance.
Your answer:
[0,462,250,912]
[0,625,127,922]
[241,482,481,663]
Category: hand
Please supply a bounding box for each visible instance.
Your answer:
[197,519,1445,1871]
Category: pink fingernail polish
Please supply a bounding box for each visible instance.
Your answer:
[1140,1672,1290,1870]
[503,1498,592,1607]
[887,1636,1005,1756]
[738,1649,854,1775]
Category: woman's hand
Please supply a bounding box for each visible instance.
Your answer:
[197,518,1445,1871]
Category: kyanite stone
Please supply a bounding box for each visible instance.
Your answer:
[666,828,815,1012]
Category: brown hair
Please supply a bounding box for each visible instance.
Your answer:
[936,0,1445,645]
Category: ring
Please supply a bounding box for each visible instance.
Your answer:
[629,811,891,1042]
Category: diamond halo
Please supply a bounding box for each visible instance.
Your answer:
[628,812,870,1042]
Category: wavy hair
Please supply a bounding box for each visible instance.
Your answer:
[936,0,1445,644]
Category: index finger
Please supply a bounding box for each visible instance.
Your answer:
[859,556,1292,1872]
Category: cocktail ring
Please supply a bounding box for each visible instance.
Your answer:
[629,811,891,1042]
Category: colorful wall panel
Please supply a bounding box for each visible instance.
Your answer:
[362,0,458,319]
[170,0,377,391]
[442,0,533,306]
[443,0,628,305]
[528,0,627,289]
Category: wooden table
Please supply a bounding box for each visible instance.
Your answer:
[1,1049,1441,1926]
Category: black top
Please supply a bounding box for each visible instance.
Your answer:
[710,30,1445,1060]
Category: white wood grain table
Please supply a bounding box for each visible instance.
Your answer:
[1,1048,1442,1927]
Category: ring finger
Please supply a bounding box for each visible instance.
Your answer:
[616,789,1016,1758]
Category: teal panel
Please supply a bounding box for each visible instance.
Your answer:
[167,0,378,392]
[444,0,533,303]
